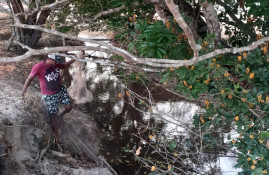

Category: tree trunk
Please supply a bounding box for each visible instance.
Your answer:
[8,0,54,48]
[201,1,221,47]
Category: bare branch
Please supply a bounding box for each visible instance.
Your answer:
[13,40,33,51]
[12,23,137,62]
[14,0,75,17]
[94,2,139,20]
[165,0,201,57]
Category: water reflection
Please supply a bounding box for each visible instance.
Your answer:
[71,62,241,175]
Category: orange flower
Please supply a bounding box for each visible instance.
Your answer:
[220,89,225,94]
[259,139,264,144]
[249,134,254,139]
[246,67,250,74]
[126,91,130,96]
[204,100,209,108]
[247,157,251,161]
[151,166,156,171]
[238,55,242,61]
[165,20,171,29]
[253,160,257,164]
[204,41,208,46]
[264,47,268,55]
[204,78,210,85]
[241,98,247,102]
[263,170,267,174]
[169,67,174,71]
[168,164,172,171]
[133,14,137,22]
[216,64,221,69]
[257,94,262,102]
[251,165,255,170]
[228,94,233,99]
[243,89,248,93]
[191,66,194,70]
[249,72,255,79]
[200,117,205,123]
[183,80,188,86]
[212,58,216,62]
[189,85,192,89]
[224,72,229,77]
[266,96,269,103]
[129,17,133,22]
[118,93,122,98]
[232,140,236,144]
[234,116,239,121]
[243,52,247,58]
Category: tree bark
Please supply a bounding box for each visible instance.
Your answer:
[8,0,54,48]
[201,1,221,47]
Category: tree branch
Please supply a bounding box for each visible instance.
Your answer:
[14,0,75,17]
[12,23,137,62]
[165,0,201,57]
[140,36,269,67]
[94,2,139,20]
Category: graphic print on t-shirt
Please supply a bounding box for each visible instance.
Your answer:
[45,67,61,91]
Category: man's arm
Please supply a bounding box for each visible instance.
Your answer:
[22,75,35,98]
[63,59,76,69]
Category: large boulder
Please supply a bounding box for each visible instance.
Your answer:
[0,81,112,175]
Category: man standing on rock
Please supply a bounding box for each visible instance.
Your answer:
[22,53,76,143]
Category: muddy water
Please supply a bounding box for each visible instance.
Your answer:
[70,63,240,175]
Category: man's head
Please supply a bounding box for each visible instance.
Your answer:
[47,53,62,65]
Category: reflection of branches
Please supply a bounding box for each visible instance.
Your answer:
[132,120,229,174]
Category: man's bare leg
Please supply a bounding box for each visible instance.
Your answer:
[58,104,72,128]
[50,113,59,143]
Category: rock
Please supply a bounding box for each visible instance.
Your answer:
[0,81,113,175]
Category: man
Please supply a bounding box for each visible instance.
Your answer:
[22,53,76,143]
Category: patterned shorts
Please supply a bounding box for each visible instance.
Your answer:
[42,86,71,115]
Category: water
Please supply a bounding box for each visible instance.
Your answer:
[70,61,241,175]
